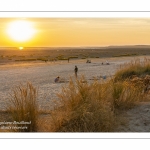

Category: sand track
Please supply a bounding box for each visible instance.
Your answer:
[116,102,150,132]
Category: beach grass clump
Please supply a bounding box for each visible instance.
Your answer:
[7,82,38,132]
[49,77,115,132]
[114,58,150,81]
[110,79,144,110]
[48,74,145,132]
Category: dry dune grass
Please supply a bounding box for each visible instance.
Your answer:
[6,82,38,132]
[114,58,150,81]
[47,77,144,132]
[111,79,144,110]
[114,58,150,99]
[48,77,115,132]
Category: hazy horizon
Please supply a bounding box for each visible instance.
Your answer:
[0,44,150,48]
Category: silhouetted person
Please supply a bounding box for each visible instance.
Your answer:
[54,76,60,83]
[68,58,70,63]
[74,66,78,78]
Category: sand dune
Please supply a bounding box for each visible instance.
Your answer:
[1,55,150,132]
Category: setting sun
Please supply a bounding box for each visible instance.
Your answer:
[1,18,150,47]
[6,20,36,42]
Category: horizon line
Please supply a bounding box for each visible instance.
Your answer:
[0,44,150,48]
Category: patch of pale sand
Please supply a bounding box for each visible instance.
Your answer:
[116,102,150,132]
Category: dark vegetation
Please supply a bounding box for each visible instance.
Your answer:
[0,46,150,64]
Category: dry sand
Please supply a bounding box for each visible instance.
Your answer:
[0,55,150,132]
[116,102,150,132]
[0,56,128,111]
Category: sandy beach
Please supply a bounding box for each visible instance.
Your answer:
[1,55,150,132]
[0,55,149,111]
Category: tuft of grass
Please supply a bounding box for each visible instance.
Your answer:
[114,58,150,81]
[49,77,115,132]
[7,82,38,132]
[110,79,144,110]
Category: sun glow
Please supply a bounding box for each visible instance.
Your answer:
[19,46,24,50]
[6,20,36,42]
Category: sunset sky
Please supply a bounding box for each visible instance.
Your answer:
[1,18,150,47]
